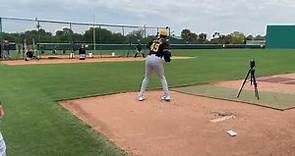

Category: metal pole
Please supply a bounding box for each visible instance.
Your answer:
[99,25,102,57]
[69,23,74,52]
[93,15,96,51]
[144,25,147,38]
[36,18,41,57]
[156,27,160,38]
[122,26,125,36]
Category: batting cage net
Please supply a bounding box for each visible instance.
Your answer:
[0,17,167,60]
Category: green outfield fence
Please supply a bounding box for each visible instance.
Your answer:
[1,42,265,60]
[13,43,264,51]
[170,44,264,49]
[266,25,295,49]
[5,43,264,51]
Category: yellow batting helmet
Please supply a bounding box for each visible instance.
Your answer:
[159,28,168,37]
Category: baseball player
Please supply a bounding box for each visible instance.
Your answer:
[138,29,171,102]
[2,39,10,60]
[79,44,86,60]
[134,42,145,58]
[0,102,6,156]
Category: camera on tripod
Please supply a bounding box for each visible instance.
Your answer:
[250,59,255,69]
[237,59,260,100]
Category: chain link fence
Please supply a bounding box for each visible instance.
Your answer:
[0,17,167,60]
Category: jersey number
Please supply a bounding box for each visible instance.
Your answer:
[150,42,160,52]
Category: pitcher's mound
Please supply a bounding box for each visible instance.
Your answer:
[60,91,295,156]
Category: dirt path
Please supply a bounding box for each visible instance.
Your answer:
[61,91,295,156]
[1,56,193,66]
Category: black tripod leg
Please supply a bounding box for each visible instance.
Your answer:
[237,69,251,98]
[254,84,259,100]
[252,72,260,100]
[250,72,253,85]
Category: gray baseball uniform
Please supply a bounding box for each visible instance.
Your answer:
[139,37,170,98]
[0,132,6,156]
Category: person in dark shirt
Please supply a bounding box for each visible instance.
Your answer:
[134,42,145,58]
[2,39,10,60]
[79,44,86,60]
[52,46,57,55]
[138,29,171,102]
[0,42,1,59]
[25,46,39,61]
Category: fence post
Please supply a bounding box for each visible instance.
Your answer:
[122,26,125,36]
[36,18,41,56]
[0,17,2,58]
[99,25,102,57]
[93,17,96,51]
[168,26,171,36]
[69,22,74,52]
[144,25,147,38]
[0,17,2,39]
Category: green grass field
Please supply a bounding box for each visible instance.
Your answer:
[1,49,295,155]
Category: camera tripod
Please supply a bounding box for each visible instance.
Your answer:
[237,60,260,100]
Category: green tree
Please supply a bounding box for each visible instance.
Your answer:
[198,33,207,43]
[181,29,199,43]
[230,31,245,44]
[246,35,254,40]
[212,32,221,39]
[54,28,73,42]
[210,32,231,44]
[181,29,191,43]
[126,30,145,43]
[84,27,126,44]
[254,35,265,40]
[72,33,84,42]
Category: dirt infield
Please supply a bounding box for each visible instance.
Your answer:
[215,73,295,95]
[0,56,193,66]
[60,91,295,156]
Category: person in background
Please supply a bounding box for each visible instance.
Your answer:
[0,42,2,59]
[52,46,57,55]
[134,42,145,58]
[2,39,10,60]
[79,44,86,60]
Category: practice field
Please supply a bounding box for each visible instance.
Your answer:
[1,49,295,155]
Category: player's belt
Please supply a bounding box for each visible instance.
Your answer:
[149,54,162,58]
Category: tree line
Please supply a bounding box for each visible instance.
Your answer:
[1,27,265,45]
[2,27,154,45]
[180,29,265,44]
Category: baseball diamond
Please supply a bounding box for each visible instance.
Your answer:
[0,48,295,156]
[0,2,295,155]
